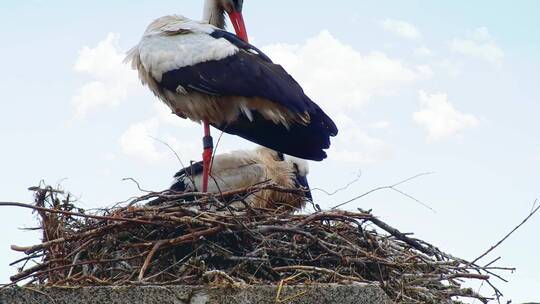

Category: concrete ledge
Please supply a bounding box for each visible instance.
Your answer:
[0,284,393,304]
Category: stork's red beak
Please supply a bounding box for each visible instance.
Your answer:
[227,11,249,42]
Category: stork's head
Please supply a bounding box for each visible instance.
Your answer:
[283,155,312,201]
[218,0,248,42]
[283,155,309,177]
[205,0,248,42]
[217,0,244,15]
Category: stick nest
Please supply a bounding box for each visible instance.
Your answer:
[6,184,507,303]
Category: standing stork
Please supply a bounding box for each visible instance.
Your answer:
[126,0,338,192]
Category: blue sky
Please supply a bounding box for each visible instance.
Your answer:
[1,1,539,302]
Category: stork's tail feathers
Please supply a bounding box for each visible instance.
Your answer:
[215,109,337,161]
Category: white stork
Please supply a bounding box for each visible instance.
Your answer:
[168,147,312,211]
[126,0,338,192]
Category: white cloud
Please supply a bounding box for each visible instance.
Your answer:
[119,116,201,164]
[381,19,422,40]
[415,65,434,78]
[262,31,431,113]
[414,46,434,57]
[119,104,203,165]
[330,130,392,164]
[72,33,139,119]
[101,153,116,161]
[369,120,391,129]
[437,60,463,78]
[261,31,432,163]
[449,27,504,67]
[328,115,393,164]
[99,168,113,177]
[413,91,480,140]
[119,118,164,163]
[117,102,201,164]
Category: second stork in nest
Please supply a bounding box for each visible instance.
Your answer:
[170,147,312,212]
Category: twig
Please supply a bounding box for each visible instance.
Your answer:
[149,136,187,169]
[121,177,152,193]
[331,172,435,210]
[472,199,540,264]
[359,208,434,256]
[312,170,362,196]
[0,202,156,225]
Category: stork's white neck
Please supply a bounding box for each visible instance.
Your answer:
[203,0,226,29]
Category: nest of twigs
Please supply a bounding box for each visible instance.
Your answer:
[4,184,509,303]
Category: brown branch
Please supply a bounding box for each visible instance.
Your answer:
[359,208,435,256]
[0,202,156,225]
[138,240,165,281]
[11,221,129,254]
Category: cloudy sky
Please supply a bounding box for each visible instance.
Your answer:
[1,1,539,302]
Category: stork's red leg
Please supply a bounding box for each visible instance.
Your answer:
[201,120,213,193]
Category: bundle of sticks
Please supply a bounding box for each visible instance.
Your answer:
[3,184,510,303]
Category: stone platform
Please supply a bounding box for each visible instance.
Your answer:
[0,284,394,304]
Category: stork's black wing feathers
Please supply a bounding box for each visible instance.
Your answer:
[209,30,273,63]
[147,163,202,206]
[161,51,321,115]
[170,161,203,192]
[173,161,203,179]
[217,111,332,160]
[160,30,338,160]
